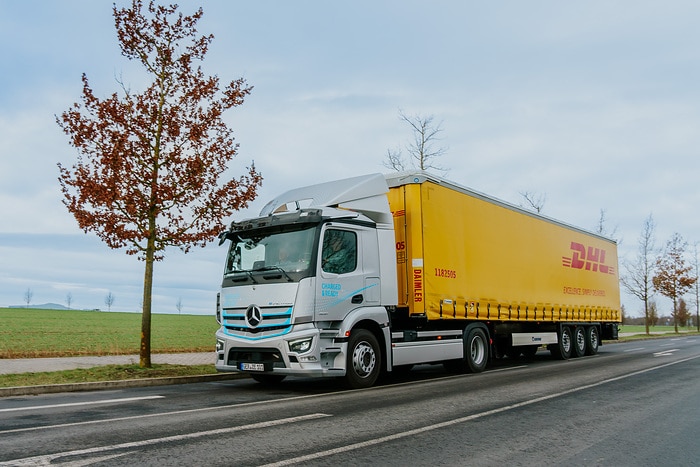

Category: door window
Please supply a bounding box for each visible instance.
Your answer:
[321,229,357,274]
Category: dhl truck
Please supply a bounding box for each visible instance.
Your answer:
[215,172,620,388]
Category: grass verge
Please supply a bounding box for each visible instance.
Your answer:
[0,364,218,388]
[620,325,698,334]
[617,330,700,341]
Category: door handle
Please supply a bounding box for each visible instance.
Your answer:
[351,294,364,304]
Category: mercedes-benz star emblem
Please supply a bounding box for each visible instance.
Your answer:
[245,305,262,328]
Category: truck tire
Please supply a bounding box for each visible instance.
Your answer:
[550,326,572,360]
[586,326,600,355]
[465,327,488,373]
[572,326,587,358]
[345,329,381,389]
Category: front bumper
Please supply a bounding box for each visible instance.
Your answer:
[215,327,348,378]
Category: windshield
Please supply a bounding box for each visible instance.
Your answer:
[225,225,317,276]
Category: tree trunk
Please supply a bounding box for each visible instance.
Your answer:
[644,299,650,335]
[673,298,679,334]
[140,235,156,368]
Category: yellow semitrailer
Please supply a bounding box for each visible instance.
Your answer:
[216,171,621,388]
[386,172,620,366]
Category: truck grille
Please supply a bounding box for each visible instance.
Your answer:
[222,306,293,340]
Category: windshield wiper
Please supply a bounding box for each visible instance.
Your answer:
[254,266,294,282]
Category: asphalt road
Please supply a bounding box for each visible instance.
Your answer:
[1,336,699,466]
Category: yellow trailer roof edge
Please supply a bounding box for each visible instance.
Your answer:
[385,170,617,245]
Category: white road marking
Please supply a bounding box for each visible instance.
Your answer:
[0,391,336,435]
[487,365,529,373]
[0,396,164,413]
[624,347,646,352]
[653,349,680,357]
[55,452,132,466]
[261,354,700,467]
[0,413,330,466]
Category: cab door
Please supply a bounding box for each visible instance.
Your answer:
[315,224,371,321]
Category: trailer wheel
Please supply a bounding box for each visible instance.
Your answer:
[550,326,572,360]
[251,374,286,385]
[465,328,488,373]
[345,329,381,389]
[586,326,600,355]
[572,326,587,358]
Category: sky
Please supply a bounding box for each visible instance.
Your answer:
[1,1,699,316]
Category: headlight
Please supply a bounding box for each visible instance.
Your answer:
[216,339,225,353]
[288,337,313,354]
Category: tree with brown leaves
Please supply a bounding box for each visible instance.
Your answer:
[57,1,262,367]
[652,233,696,333]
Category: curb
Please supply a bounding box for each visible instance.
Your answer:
[0,373,249,398]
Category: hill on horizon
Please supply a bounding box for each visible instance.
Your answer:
[8,303,70,310]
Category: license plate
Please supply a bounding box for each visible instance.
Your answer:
[240,362,265,372]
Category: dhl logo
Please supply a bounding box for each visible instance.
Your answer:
[562,242,615,275]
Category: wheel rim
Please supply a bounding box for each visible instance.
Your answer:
[470,335,486,366]
[561,328,571,353]
[589,328,599,350]
[576,328,586,352]
[352,341,376,378]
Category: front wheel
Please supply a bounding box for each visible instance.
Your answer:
[344,329,381,389]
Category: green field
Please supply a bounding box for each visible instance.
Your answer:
[0,308,218,358]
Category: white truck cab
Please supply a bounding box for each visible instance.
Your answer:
[215,174,397,388]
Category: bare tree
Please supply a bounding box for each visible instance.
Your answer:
[105,291,115,312]
[384,147,407,172]
[176,297,183,315]
[519,191,547,213]
[24,288,33,308]
[383,109,448,173]
[594,208,619,241]
[65,292,73,310]
[621,214,656,335]
[652,232,697,333]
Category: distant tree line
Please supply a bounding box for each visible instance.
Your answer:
[622,214,699,334]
